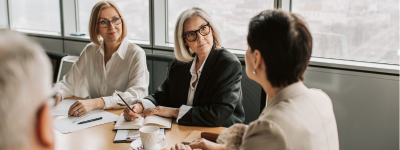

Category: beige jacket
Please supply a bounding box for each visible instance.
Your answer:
[240,82,339,150]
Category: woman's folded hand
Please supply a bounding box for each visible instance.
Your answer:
[141,106,179,118]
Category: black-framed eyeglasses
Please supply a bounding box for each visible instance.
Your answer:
[97,17,122,28]
[183,23,211,42]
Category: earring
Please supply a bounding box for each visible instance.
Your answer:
[253,70,257,74]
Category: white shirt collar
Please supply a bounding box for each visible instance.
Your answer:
[190,54,210,75]
[96,38,129,60]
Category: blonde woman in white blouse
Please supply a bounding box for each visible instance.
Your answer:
[54,1,149,117]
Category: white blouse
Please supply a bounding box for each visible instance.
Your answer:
[57,39,149,109]
[136,55,208,123]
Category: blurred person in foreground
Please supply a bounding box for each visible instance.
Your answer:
[0,30,54,150]
[171,9,339,150]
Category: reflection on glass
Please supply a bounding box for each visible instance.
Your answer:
[168,0,274,50]
[79,0,149,42]
[292,0,399,65]
[9,0,61,34]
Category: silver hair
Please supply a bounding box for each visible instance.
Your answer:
[174,7,222,63]
[0,30,52,149]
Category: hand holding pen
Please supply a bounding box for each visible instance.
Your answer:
[123,104,143,121]
[114,90,143,121]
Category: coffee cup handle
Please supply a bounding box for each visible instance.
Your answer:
[158,133,166,143]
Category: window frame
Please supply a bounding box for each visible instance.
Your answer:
[2,0,397,74]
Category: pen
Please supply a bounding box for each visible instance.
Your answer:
[115,90,134,113]
[78,117,102,124]
[115,90,139,120]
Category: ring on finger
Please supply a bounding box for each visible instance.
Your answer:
[77,108,80,113]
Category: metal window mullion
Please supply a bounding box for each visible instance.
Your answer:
[165,0,168,43]
[149,0,154,48]
[59,0,65,37]
[75,0,80,33]
[6,0,11,29]
[274,0,280,9]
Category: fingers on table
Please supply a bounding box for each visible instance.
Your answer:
[142,108,157,117]
[76,110,87,117]
[189,138,206,149]
[69,101,83,116]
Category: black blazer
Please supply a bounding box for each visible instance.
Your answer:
[144,48,245,127]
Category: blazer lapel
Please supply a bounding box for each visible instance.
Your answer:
[176,61,192,106]
[192,49,218,106]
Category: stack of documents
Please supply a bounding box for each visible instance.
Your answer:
[113,128,165,143]
[52,100,119,133]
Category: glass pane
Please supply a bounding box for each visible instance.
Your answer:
[292,0,399,65]
[0,0,8,28]
[9,0,61,34]
[79,0,149,42]
[168,0,274,50]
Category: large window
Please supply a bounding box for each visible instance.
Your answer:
[9,0,61,34]
[292,0,399,65]
[78,0,149,42]
[168,0,274,50]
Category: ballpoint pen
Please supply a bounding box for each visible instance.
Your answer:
[78,117,103,124]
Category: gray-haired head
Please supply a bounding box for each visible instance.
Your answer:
[174,7,222,63]
[0,30,52,150]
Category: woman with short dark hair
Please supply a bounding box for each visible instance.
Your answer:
[172,9,339,150]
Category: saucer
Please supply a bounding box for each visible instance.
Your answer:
[130,135,167,150]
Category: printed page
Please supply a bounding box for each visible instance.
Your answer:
[143,115,172,128]
[53,110,119,133]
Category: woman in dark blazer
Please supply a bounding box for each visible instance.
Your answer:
[123,7,244,127]
[172,9,339,150]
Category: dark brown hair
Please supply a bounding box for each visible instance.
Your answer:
[247,9,312,87]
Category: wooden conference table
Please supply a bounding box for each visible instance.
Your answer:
[53,99,226,150]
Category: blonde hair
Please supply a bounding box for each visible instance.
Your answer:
[174,7,222,63]
[89,1,127,45]
[0,30,52,149]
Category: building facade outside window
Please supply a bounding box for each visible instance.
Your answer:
[292,0,399,65]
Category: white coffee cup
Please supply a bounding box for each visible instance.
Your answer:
[139,126,165,150]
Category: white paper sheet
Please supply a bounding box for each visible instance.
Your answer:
[52,100,78,116]
[53,110,119,133]
[114,129,165,143]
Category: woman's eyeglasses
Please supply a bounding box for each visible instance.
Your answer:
[97,17,122,28]
[183,23,211,42]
